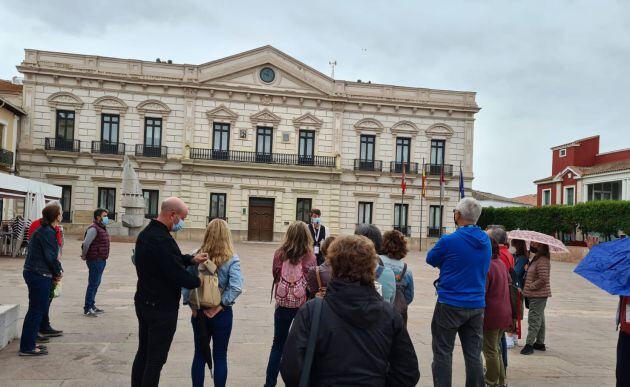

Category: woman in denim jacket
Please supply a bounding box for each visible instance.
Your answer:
[379,230,415,306]
[182,219,243,387]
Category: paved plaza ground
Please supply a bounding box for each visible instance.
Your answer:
[0,238,620,386]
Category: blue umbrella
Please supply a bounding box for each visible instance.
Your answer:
[574,238,630,296]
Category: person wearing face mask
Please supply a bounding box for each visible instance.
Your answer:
[307,208,328,265]
[426,197,491,387]
[132,197,209,387]
[81,208,111,317]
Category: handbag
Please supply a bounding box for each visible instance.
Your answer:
[299,297,323,387]
[189,259,222,309]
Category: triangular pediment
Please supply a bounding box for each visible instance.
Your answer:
[198,46,332,97]
[425,123,454,138]
[250,109,281,124]
[293,113,323,129]
[207,104,238,123]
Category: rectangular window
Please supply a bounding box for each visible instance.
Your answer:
[429,205,443,230]
[564,186,575,206]
[296,198,312,223]
[55,110,75,150]
[559,148,567,157]
[209,193,227,222]
[98,187,116,221]
[142,190,159,219]
[298,130,315,164]
[360,135,375,162]
[60,185,72,223]
[542,189,552,206]
[357,202,373,225]
[395,137,411,173]
[394,204,409,236]
[212,122,230,152]
[587,181,622,201]
[430,139,445,165]
[256,126,273,162]
[100,114,120,154]
[144,117,162,147]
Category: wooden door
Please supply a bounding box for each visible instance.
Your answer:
[248,197,275,241]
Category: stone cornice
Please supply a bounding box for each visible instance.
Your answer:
[204,182,235,188]
[46,173,79,180]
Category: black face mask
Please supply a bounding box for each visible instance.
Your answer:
[530,246,538,254]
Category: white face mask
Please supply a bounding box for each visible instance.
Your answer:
[508,246,517,254]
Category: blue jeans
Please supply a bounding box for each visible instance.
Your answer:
[20,270,52,352]
[264,307,298,387]
[191,307,233,387]
[84,259,106,313]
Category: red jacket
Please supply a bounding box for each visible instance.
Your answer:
[620,296,630,334]
[498,246,515,270]
[28,218,63,247]
[484,259,513,330]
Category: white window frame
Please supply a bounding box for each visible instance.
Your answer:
[559,148,567,157]
[563,186,576,206]
[542,189,552,206]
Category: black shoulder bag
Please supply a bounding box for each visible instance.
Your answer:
[299,297,324,387]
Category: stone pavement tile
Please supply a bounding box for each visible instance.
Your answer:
[0,238,621,386]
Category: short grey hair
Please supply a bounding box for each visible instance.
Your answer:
[45,200,63,213]
[455,197,482,224]
[487,225,508,244]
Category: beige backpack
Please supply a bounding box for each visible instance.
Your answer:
[189,259,222,309]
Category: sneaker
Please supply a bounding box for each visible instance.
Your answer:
[39,328,63,337]
[84,309,98,317]
[93,307,105,314]
[533,343,547,351]
[513,338,519,347]
[505,336,515,349]
[35,335,50,343]
[520,344,534,355]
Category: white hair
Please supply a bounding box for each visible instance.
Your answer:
[46,200,63,213]
[455,197,482,224]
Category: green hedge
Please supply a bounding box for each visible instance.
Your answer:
[477,200,630,237]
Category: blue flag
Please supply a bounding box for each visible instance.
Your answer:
[459,164,465,198]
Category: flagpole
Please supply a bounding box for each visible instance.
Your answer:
[401,162,405,236]
[419,158,425,251]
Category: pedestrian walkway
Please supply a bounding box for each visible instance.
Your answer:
[0,239,618,386]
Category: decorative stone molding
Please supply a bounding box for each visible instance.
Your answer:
[204,182,235,188]
[137,99,172,117]
[140,179,167,185]
[425,123,454,139]
[353,191,379,198]
[391,120,420,136]
[292,113,323,131]
[291,188,319,194]
[46,173,79,180]
[93,95,129,115]
[241,184,286,192]
[91,176,122,182]
[250,109,281,126]
[353,118,384,135]
[46,92,84,109]
[206,104,238,125]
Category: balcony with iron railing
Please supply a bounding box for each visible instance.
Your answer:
[390,162,419,174]
[189,148,336,168]
[0,148,13,168]
[424,163,454,177]
[354,159,383,172]
[91,141,126,155]
[427,226,446,238]
[45,138,81,153]
[393,225,411,237]
[136,144,167,158]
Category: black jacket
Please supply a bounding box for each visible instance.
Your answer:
[134,219,200,310]
[24,225,62,277]
[280,279,420,387]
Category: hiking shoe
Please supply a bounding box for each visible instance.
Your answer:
[84,309,98,317]
[35,335,50,343]
[93,307,105,314]
[39,328,63,337]
[533,343,547,351]
[520,344,534,355]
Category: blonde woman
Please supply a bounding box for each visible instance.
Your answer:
[264,221,317,387]
[182,219,243,387]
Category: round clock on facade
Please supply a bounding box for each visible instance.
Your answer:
[260,67,275,83]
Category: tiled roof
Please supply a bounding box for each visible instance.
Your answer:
[472,190,530,206]
[580,159,630,176]
[0,79,22,94]
[511,194,537,207]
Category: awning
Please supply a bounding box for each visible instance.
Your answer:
[0,174,62,201]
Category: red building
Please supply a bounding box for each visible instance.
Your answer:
[534,136,630,207]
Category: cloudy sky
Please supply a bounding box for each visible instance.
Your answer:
[1,0,628,197]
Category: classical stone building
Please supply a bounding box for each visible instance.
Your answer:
[15,46,479,246]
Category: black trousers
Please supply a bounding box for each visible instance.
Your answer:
[618,331,630,387]
[131,302,179,387]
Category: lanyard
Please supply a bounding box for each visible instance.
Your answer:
[313,226,321,243]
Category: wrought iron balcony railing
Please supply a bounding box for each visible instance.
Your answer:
[45,138,81,153]
[0,148,13,167]
[424,163,454,177]
[189,148,336,167]
[136,144,167,158]
[393,225,411,237]
[91,141,126,155]
[353,159,383,172]
[427,226,446,238]
[390,162,419,174]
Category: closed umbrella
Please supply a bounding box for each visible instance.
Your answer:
[574,238,630,296]
[507,230,569,253]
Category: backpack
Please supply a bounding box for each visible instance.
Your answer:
[275,259,308,308]
[393,263,409,324]
[314,266,326,298]
[189,259,222,309]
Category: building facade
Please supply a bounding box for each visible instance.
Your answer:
[534,136,630,207]
[472,190,533,208]
[16,46,479,245]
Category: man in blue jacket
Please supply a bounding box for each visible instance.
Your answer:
[426,197,491,387]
